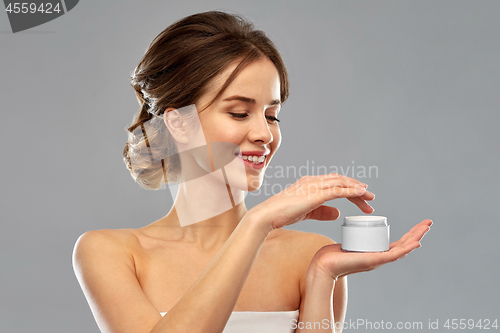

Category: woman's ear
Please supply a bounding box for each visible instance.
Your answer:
[163,108,189,144]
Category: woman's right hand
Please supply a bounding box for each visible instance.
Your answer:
[249,173,376,232]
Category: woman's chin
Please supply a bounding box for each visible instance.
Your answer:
[223,176,262,192]
[246,178,264,192]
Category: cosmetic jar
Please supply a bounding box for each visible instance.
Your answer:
[341,216,390,252]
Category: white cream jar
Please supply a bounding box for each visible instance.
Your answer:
[341,216,390,252]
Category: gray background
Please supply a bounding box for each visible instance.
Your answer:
[1,1,499,332]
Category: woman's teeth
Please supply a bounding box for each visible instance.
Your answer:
[236,154,266,164]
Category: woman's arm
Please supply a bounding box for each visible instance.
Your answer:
[297,266,346,333]
[73,213,270,333]
[333,277,348,332]
[152,214,269,333]
[296,236,347,333]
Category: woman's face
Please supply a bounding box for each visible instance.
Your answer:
[196,57,282,192]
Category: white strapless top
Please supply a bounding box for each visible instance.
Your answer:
[160,310,299,333]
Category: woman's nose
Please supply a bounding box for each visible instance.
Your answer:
[248,115,273,144]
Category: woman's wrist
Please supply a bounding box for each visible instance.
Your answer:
[240,211,272,240]
[306,256,338,283]
[242,208,275,235]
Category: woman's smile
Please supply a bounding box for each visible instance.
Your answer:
[234,151,269,170]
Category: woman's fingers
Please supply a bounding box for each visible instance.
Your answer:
[326,176,376,213]
[391,219,433,248]
[320,185,375,205]
[300,175,376,213]
[361,190,375,201]
[296,173,374,197]
[347,197,375,214]
[385,220,433,260]
[355,220,433,268]
[316,172,367,186]
[257,173,378,229]
[304,173,367,190]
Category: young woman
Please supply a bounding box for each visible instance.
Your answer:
[73,11,432,333]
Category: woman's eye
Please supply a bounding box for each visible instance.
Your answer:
[229,112,280,124]
[229,113,248,119]
[266,116,280,124]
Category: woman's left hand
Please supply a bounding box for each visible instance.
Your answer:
[308,219,433,280]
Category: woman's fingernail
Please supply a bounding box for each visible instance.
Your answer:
[356,185,366,194]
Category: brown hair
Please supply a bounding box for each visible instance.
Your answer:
[123,11,289,189]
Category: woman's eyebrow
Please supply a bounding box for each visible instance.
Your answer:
[223,95,281,106]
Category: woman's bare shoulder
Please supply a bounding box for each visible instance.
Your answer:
[73,228,143,264]
[72,228,162,333]
[75,228,141,246]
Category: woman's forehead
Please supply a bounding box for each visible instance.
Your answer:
[196,57,280,112]
[218,59,280,104]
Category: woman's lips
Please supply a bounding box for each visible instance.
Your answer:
[234,154,267,170]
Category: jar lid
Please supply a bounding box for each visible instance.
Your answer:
[343,216,388,227]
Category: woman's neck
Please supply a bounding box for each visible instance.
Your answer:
[156,173,248,251]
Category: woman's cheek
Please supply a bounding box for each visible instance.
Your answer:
[271,127,281,151]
